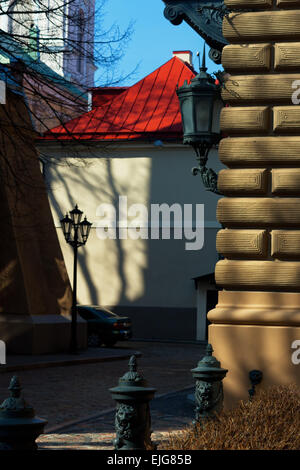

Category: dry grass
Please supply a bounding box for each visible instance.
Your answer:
[160,385,300,450]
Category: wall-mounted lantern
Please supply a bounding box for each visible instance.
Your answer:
[176,46,223,194]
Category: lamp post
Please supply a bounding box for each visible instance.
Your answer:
[176,45,223,194]
[60,205,92,354]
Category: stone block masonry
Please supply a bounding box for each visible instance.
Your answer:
[208,0,300,407]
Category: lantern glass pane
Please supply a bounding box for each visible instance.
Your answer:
[77,228,84,244]
[195,96,211,133]
[65,222,71,238]
[80,219,92,243]
[180,97,194,135]
[212,98,223,133]
[70,206,83,225]
[80,224,87,239]
[60,215,72,240]
[69,225,75,243]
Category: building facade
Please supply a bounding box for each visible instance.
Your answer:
[0,75,87,354]
[0,0,96,88]
[38,52,223,341]
[0,1,92,353]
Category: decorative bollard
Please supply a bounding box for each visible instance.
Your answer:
[0,376,47,450]
[191,343,228,423]
[110,355,156,450]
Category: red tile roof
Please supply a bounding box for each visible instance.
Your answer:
[42,56,195,142]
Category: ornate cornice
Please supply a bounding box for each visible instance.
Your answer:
[163,1,229,64]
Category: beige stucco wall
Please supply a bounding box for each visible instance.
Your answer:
[38,141,223,339]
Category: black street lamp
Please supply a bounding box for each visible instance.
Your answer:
[60,205,92,354]
[176,45,223,194]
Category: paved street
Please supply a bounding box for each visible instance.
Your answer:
[0,341,205,429]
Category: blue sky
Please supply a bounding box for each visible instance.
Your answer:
[95,0,218,86]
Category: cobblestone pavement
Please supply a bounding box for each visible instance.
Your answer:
[37,388,195,450]
[0,341,205,429]
[1,347,141,373]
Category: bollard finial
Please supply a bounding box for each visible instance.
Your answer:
[0,376,32,414]
[129,355,137,372]
[8,376,21,398]
[120,355,144,384]
[205,343,213,356]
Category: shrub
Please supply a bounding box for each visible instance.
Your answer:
[159,385,300,450]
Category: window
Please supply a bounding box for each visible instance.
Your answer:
[8,0,33,39]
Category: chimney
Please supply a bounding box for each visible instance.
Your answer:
[89,86,128,108]
[173,50,193,67]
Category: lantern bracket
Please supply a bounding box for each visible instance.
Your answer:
[191,143,221,195]
[163,0,229,64]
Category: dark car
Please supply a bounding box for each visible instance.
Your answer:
[77,305,132,347]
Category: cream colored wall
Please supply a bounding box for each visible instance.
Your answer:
[40,142,223,310]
